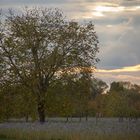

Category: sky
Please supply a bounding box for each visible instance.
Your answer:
[0,0,140,84]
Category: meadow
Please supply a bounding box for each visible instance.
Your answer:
[0,118,140,140]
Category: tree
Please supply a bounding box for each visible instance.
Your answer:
[0,8,99,122]
[0,84,15,121]
[91,78,108,98]
[12,84,37,122]
[46,72,93,120]
[110,82,124,92]
[110,81,140,93]
[46,75,75,118]
[107,82,140,118]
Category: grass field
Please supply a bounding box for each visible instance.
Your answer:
[0,129,140,140]
[0,118,140,140]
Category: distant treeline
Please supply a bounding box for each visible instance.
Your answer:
[0,76,140,122]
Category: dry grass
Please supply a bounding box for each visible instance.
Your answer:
[0,128,140,140]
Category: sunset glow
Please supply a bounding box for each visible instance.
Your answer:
[97,65,140,73]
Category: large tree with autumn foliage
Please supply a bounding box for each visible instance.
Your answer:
[0,8,99,122]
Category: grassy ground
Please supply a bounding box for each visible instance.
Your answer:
[0,118,139,140]
[0,129,140,140]
[0,134,14,140]
[0,118,140,134]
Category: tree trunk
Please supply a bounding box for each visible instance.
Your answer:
[66,117,69,122]
[38,100,45,123]
[33,86,46,123]
[79,116,81,122]
[86,115,88,121]
[85,110,88,121]
[25,115,29,122]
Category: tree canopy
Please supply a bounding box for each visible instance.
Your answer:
[0,8,99,122]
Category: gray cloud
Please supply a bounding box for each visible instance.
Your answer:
[120,0,140,6]
[0,0,140,84]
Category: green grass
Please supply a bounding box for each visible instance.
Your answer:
[0,138,15,140]
[0,133,14,140]
[0,129,140,140]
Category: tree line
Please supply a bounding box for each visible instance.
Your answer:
[0,76,140,122]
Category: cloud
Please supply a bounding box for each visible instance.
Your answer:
[95,64,140,84]
[96,64,140,73]
[95,72,140,85]
[0,0,140,84]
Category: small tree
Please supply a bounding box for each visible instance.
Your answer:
[91,78,108,98]
[0,8,99,122]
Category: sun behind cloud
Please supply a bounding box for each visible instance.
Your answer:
[95,5,124,12]
[91,1,140,17]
